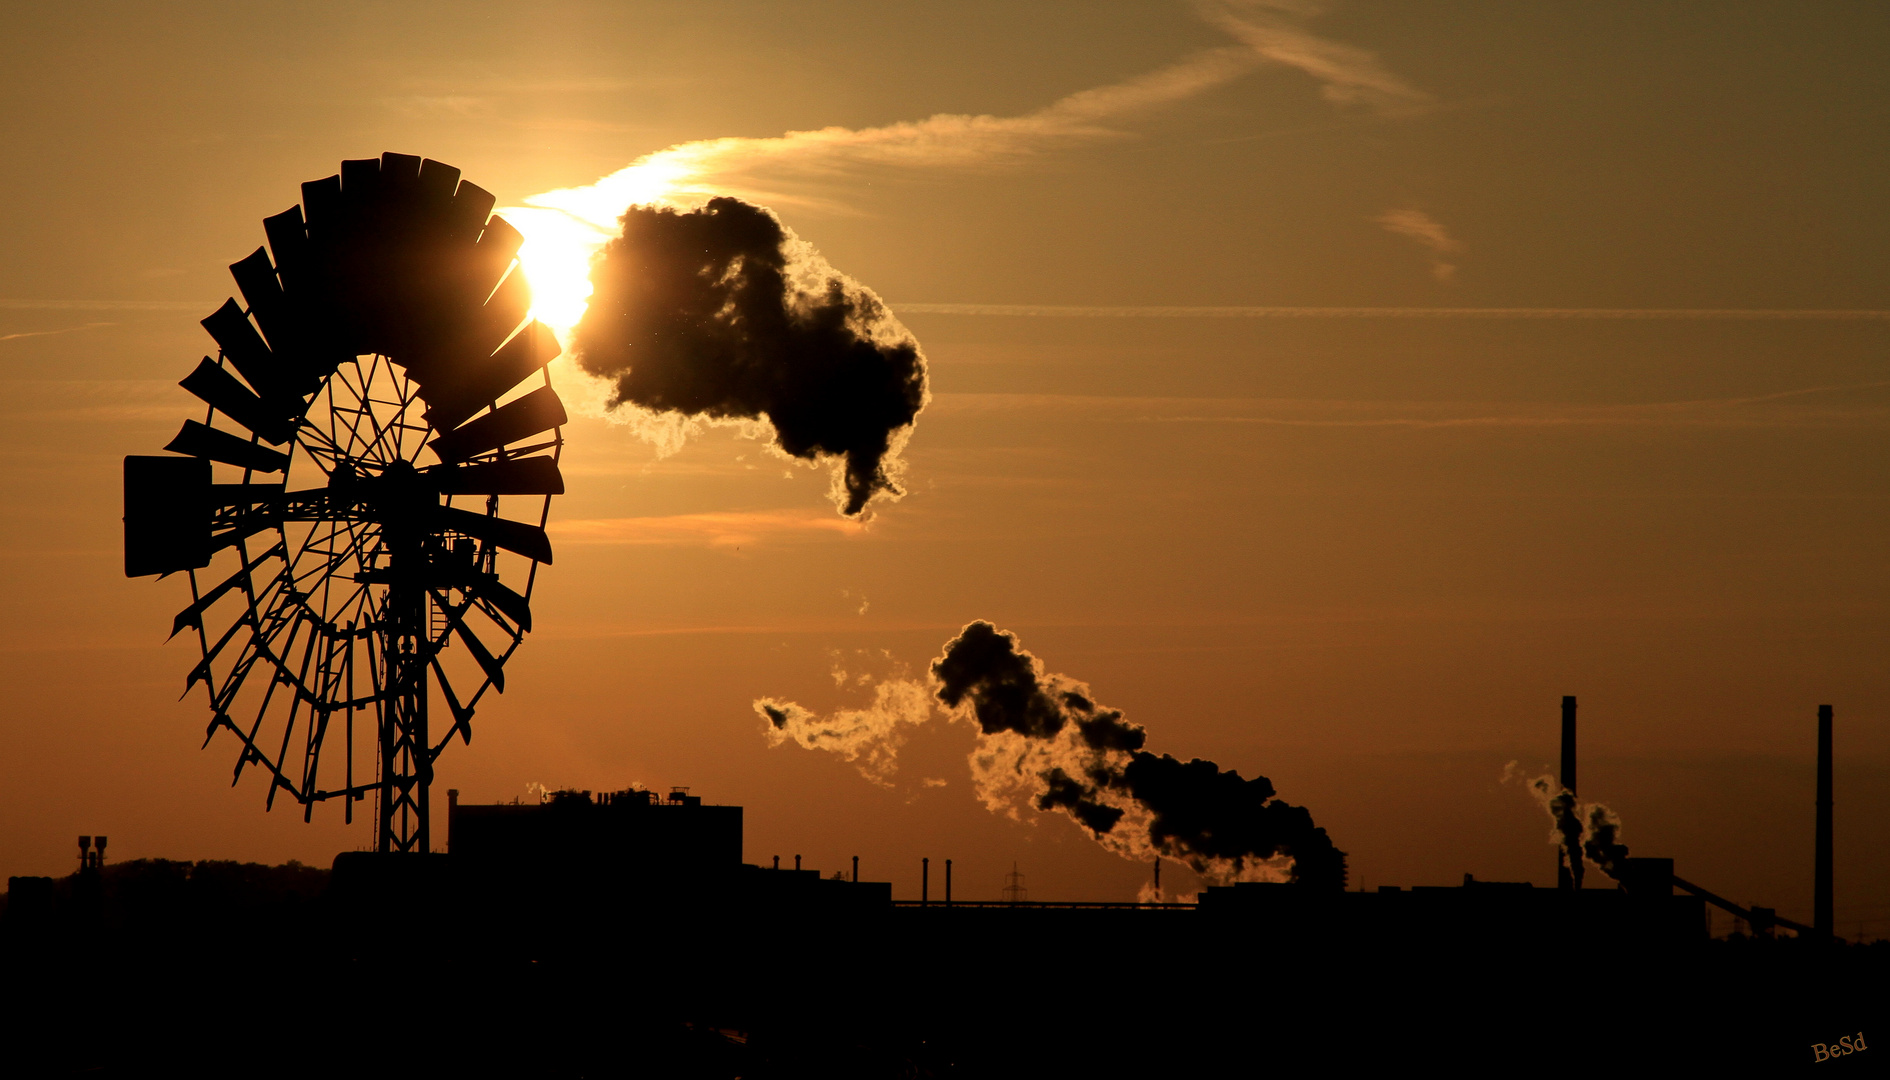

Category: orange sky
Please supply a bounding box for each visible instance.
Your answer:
[1,2,1886,933]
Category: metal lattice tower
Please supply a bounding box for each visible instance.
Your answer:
[1001,862,1028,904]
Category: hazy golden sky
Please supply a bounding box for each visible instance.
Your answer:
[2,2,1886,930]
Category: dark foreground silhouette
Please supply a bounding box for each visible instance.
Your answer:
[3,808,1881,1076]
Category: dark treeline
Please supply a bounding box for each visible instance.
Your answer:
[4,857,327,924]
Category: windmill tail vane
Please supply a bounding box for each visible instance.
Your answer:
[124,153,565,854]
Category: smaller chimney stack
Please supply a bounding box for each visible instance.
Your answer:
[921,857,929,906]
[1153,857,1161,897]
[1560,695,1578,796]
[852,855,858,883]
[1558,695,1578,890]
[945,859,953,906]
[1815,704,1834,941]
[794,854,801,871]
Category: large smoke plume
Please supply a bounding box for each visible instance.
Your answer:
[759,621,1347,890]
[573,197,928,517]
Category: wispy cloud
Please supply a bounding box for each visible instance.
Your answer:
[549,509,867,547]
[382,94,491,119]
[889,304,1890,320]
[1195,0,1432,113]
[515,1,1429,226]
[0,379,184,421]
[0,322,112,342]
[502,3,1436,342]
[926,383,1890,431]
[1374,208,1462,281]
[521,47,1267,220]
[0,300,206,311]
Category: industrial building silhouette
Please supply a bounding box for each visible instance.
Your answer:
[1,702,1881,1075]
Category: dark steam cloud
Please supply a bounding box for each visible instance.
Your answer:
[932,621,1347,889]
[1550,788,1585,889]
[1522,770,1627,884]
[1581,804,1630,879]
[573,197,929,516]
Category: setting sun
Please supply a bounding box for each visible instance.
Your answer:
[502,157,702,341]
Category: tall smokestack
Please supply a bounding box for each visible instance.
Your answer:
[1558,695,1577,890]
[1560,696,1577,794]
[922,857,929,906]
[1815,704,1834,941]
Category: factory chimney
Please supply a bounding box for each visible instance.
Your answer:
[1558,695,1577,890]
[1815,704,1834,941]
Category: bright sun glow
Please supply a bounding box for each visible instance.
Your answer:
[500,206,613,344]
[500,156,699,344]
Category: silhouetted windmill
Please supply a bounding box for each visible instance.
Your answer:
[124,153,565,854]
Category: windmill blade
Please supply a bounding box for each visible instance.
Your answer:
[432,456,563,496]
[301,174,343,237]
[208,510,282,556]
[165,420,291,473]
[201,299,295,403]
[429,384,565,463]
[430,591,505,692]
[472,266,532,353]
[230,248,331,392]
[211,483,285,508]
[180,358,295,445]
[229,247,303,366]
[185,608,253,694]
[445,180,495,244]
[467,573,532,632]
[124,456,210,577]
[417,158,461,213]
[380,152,456,250]
[336,158,399,350]
[340,157,382,212]
[427,650,476,745]
[302,174,343,232]
[296,175,349,345]
[170,542,284,638]
[262,206,307,289]
[435,505,553,564]
[472,215,523,294]
[379,151,424,203]
[422,321,561,432]
[264,204,347,384]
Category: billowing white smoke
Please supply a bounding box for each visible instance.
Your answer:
[756,655,932,787]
